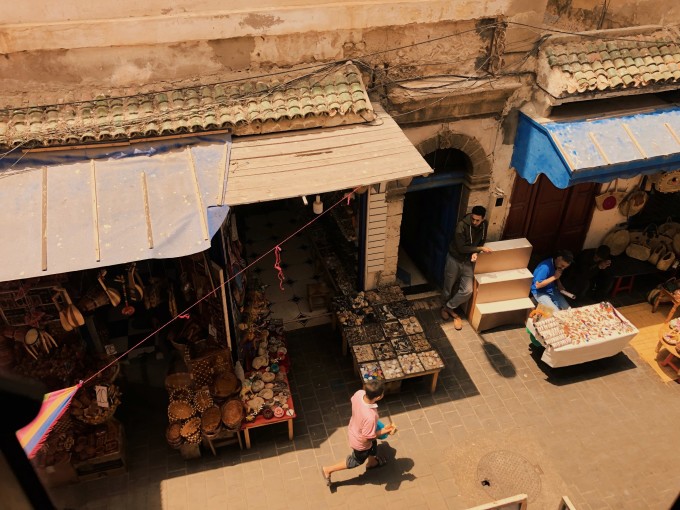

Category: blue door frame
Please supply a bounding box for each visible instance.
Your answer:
[399,171,464,288]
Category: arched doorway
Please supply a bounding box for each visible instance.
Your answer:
[398,148,469,291]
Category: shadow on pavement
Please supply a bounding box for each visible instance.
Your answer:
[528,344,638,385]
[330,442,416,493]
[480,337,517,378]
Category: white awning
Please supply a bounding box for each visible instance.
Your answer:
[0,104,431,283]
[0,135,231,282]
[225,104,432,205]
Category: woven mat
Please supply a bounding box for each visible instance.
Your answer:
[618,303,679,383]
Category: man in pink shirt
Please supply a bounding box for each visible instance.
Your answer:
[321,380,396,488]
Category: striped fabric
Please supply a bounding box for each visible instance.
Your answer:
[16,383,81,458]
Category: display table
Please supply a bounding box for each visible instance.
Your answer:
[240,370,296,449]
[526,303,638,368]
[335,286,445,393]
[655,320,680,376]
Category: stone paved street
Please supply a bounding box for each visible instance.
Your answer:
[51,302,680,510]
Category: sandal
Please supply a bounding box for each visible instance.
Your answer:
[367,456,388,469]
[440,307,453,321]
[321,467,332,490]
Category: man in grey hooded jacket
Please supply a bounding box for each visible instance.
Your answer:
[441,205,492,330]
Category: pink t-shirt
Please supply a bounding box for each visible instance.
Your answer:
[347,390,378,451]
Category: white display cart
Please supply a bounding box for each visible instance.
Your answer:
[526,303,638,368]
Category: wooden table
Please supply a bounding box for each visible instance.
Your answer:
[351,354,441,394]
[655,324,680,376]
[240,370,296,449]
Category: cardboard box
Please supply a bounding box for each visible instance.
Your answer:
[474,238,532,274]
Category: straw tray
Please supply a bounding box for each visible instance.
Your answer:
[418,350,444,370]
[352,344,376,363]
[212,371,241,399]
[382,320,405,339]
[408,333,432,352]
[399,317,423,335]
[165,372,194,392]
[180,417,201,438]
[358,362,384,381]
[379,359,404,380]
[193,388,213,413]
[222,399,245,430]
[390,336,413,356]
[168,400,195,421]
[201,406,222,434]
[166,422,183,448]
[372,341,396,361]
[398,353,425,375]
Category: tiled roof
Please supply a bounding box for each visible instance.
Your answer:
[0,62,373,150]
[541,35,680,97]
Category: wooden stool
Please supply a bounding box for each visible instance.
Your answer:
[307,283,332,311]
[652,288,680,322]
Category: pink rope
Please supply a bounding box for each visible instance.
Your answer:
[273,246,285,291]
[82,187,361,385]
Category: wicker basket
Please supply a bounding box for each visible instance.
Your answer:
[165,372,194,392]
[221,400,244,430]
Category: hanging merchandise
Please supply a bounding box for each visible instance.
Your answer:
[652,169,680,193]
[656,251,676,271]
[625,227,653,261]
[658,216,680,238]
[594,179,626,210]
[618,187,648,217]
[601,227,630,256]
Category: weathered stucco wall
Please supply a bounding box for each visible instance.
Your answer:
[545,0,680,29]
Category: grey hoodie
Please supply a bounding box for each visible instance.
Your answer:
[448,214,488,262]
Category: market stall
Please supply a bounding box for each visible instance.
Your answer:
[526,302,639,368]
[335,285,445,393]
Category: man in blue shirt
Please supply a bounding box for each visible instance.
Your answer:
[531,250,574,311]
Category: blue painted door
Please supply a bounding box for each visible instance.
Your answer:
[400,184,461,288]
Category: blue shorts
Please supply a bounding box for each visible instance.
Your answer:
[346,439,377,468]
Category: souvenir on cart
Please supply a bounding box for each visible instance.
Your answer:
[408,333,432,352]
[362,323,385,343]
[400,317,423,335]
[388,300,415,319]
[379,359,404,380]
[168,400,195,422]
[418,350,445,370]
[352,344,376,363]
[374,304,397,322]
[358,362,384,380]
[398,353,425,375]
[273,406,285,418]
[201,406,222,434]
[372,341,396,361]
[379,285,405,303]
[252,355,269,370]
[382,320,405,339]
[261,407,274,419]
[390,336,413,356]
[364,290,383,304]
[344,325,368,345]
[246,396,265,414]
[221,399,245,430]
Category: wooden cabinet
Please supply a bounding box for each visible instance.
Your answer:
[468,239,534,332]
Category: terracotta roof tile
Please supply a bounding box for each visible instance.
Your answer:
[0,62,373,150]
[541,34,680,98]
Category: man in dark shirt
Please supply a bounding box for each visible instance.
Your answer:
[562,245,613,302]
[441,205,492,330]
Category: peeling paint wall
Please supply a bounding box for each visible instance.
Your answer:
[545,0,680,30]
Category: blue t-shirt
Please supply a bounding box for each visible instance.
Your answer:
[531,258,556,294]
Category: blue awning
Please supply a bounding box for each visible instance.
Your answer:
[510,107,680,188]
